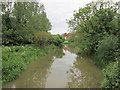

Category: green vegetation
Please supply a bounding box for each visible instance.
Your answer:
[34,31,53,47]
[52,35,65,47]
[64,40,68,44]
[34,31,65,47]
[95,35,119,67]
[101,62,119,88]
[67,0,119,88]
[1,1,119,88]
[1,2,64,83]
[2,2,51,45]
[2,45,58,83]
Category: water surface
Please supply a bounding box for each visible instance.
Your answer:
[3,47,103,88]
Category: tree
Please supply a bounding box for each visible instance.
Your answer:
[67,0,119,55]
[2,2,52,45]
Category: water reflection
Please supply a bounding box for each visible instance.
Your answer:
[2,49,64,88]
[53,49,65,58]
[45,49,77,88]
[3,47,103,88]
[66,55,103,88]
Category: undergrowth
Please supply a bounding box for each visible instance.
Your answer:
[2,45,57,83]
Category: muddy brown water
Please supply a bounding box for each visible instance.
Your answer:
[3,47,103,88]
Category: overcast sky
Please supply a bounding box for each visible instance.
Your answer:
[40,0,119,35]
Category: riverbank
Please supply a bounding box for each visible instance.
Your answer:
[68,42,119,88]
[2,45,58,83]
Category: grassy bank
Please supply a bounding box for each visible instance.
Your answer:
[2,45,58,83]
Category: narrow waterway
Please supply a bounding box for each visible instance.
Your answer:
[3,46,103,88]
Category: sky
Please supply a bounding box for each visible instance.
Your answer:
[40,0,119,35]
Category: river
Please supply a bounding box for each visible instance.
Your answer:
[3,46,103,88]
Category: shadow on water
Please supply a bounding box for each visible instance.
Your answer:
[3,45,103,88]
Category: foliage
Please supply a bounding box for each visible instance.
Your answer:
[52,35,65,48]
[34,31,52,47]
[101,62,119,88]
[34,32,64,47]
[68,33,77,43]
[68,33,80,49]
[94,35,119,68]
[64,40,68,44]
[67,0,119,88]
[26,11,52,32]
[2,45,57,83]
[2,2,51,45]
[68,0,119,55]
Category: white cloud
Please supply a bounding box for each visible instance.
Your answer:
[39,0,119,34]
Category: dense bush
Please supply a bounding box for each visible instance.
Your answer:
[2,45,57,82]
[68,33,79,47]
[52,35,65,47]
[2,29,13,45]
[95,35,118,67]
[101,62,119,88]
[68,33,76,43]
[68,1,119,55]
[34,31,52,47]
[34,32,64,47]
[68,31,93,55]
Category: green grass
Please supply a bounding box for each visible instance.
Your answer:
[2,44,58,83]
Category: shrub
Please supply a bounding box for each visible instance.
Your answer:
[2,29,15,45]
[34,32,64,47]
[95,35,118,67]
[2,46,26,82]
[34,31,52,47]
[52,35,65,47]
[73,32,93,55]
[101,62,119,88]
